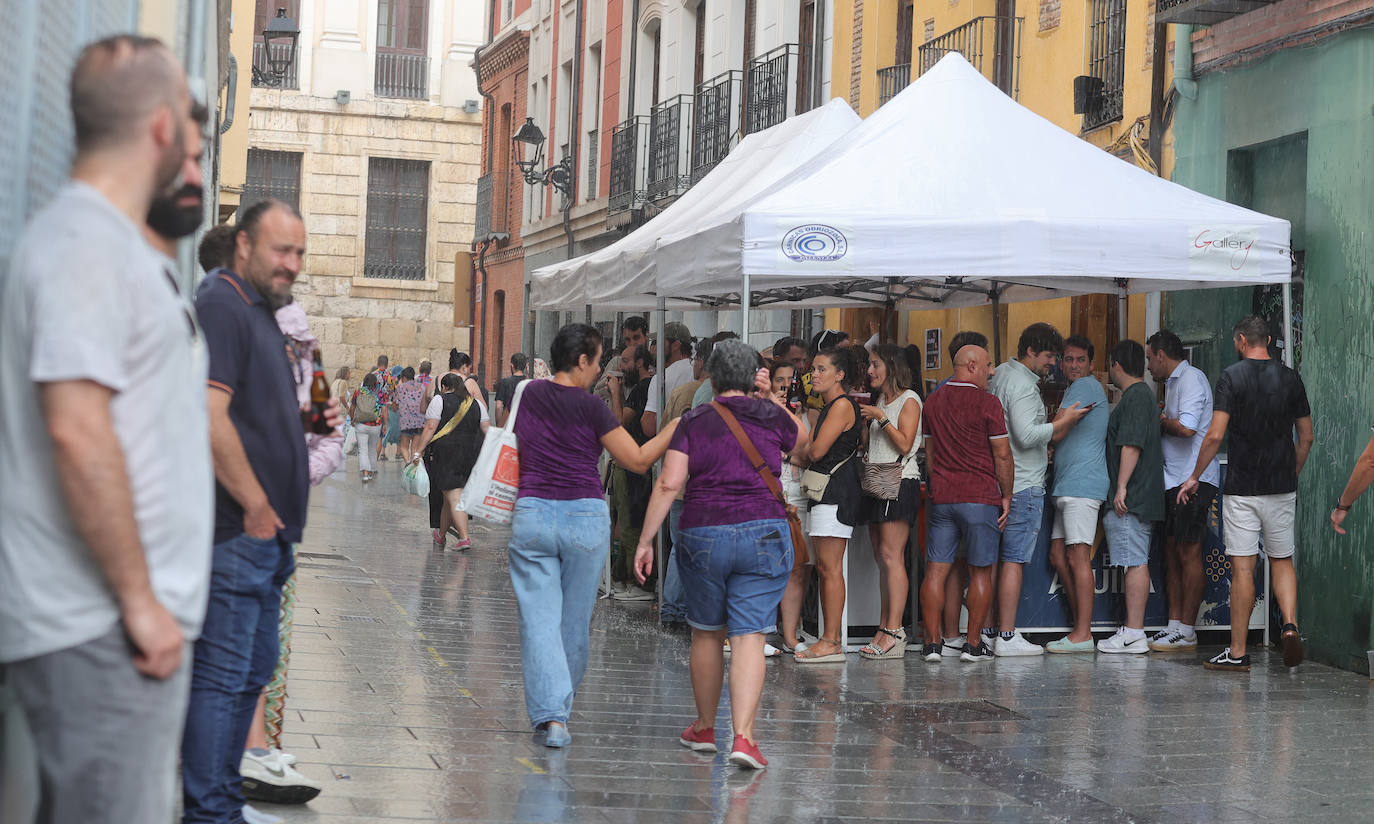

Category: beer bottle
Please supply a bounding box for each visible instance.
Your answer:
[788,373,804,412]
[308,352,333,434]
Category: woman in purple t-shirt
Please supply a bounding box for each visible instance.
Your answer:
[632,340,809,770]
[508,324,679,750]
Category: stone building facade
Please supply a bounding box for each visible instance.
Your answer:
[243,0,484,374]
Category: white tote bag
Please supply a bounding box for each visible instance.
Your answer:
[458,380,528,525]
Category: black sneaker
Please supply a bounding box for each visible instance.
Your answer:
[921,642,942,662]
[1280,623,1304,668]
[1204,648,1251,672]
[960,642,994,662]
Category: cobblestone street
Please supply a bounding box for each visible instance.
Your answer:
[266,457,1374,823]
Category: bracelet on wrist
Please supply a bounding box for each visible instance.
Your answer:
[1335,500,1352,512]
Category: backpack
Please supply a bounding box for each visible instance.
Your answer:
[354,388,381,424]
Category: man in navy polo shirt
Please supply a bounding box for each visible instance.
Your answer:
[182,198,309,824]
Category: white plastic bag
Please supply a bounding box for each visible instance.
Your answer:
[341,421,357,455]
[402,460,429,497]
[458,380,528,525]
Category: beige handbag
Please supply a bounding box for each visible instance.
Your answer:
[800,452,854,503]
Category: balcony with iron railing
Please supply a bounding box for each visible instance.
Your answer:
[646,95,693,203]
[691,70,742,184]
[251,40,299,89]
[917,16,1023,98]
[745,44,811,135]
[877,63,911,107]
[1155,0,1279,25]
[474,170,511,239]
[375,51,429,99]
[608,115,650,216]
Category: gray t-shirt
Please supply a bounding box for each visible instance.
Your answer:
[0,182,213,662]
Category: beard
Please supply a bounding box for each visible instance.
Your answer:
[146,183,204,239]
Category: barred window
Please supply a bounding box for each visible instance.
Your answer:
[1084,0,1126,130]
[364,157,429,280]
[242,149,301,211]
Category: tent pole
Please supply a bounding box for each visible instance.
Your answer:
[1281,282,1294,368]
[740,272,751,342]
[991,289,1002,363]
[1118,282,1128,340]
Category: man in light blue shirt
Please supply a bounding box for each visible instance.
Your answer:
[1146,330,1221,651]
[1045,336,1108,653]
[988,323,1089,656]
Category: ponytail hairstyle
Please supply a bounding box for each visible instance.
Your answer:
[449,348,472,371]
[816,345,868,392]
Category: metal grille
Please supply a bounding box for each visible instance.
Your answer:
[691,71,741,184]
[607,116,649,215]
[252,40,300,89]
[745,44,806,135]
[918,16,1022,99]
[243,149,302,211]
[1084,0,1126,130]
[475,170,511,238]
[375,51,430,99]
[586,130,598,200]
[877,64,912,106]
[365,157,429,280]
[647,95,691,202]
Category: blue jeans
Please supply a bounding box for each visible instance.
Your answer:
[508,497,611,728]
[676,519,792,636]
[660,499,688,623]
[182,533,293,824]
[1000,487,1045,563]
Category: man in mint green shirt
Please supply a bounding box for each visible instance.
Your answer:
[987,323,1088,656]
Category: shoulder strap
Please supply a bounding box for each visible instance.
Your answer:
[710,401,789,510]
[431,397,474,444]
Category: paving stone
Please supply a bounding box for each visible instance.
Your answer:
[257,459,1374,823]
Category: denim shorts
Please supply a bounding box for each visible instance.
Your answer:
[927,503,1001,567]
[1000,487,1045,564]
[1103,510,1154,567]
[675,519,793,636]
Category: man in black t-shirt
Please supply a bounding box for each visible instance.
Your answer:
[493,352,528,428]
[609,345,656,600]
[1179,316,1313,672]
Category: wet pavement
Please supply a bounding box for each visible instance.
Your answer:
[265,456,1374,823]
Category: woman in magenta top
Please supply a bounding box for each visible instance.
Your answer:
[508,324,678,749]
[633,340,809,771]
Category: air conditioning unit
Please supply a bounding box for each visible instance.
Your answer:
[1073,75,1103,115]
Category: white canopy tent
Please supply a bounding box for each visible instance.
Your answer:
[529,99,861,311]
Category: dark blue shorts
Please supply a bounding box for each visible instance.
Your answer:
[927,503,1001,567]
[676,519,792,637]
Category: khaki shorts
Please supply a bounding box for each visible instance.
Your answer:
[1051,496,1103,547]
[1223,492,1296,559]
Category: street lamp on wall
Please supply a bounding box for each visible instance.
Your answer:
[253,8,300,87]
[512,117,573,202]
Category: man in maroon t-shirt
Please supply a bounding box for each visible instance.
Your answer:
[919,345,1014,662]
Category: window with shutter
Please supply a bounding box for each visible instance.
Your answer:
[376,0,430,98]
[896,0,914,65]
[243,149,302,212]
[364,158,430,280]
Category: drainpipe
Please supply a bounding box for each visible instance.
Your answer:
[565,0,585,262]
[626,0,641,117]
[474,237,494,387]
[1173,24,1197,101]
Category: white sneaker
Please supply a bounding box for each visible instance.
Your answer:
[993,632,1044,657]
[1147,630,1197,652]
[941,635,966,659]
[242,805,283,824]
[1097,629,1149,655]
[241,748,323,804]
[611,584,656,601]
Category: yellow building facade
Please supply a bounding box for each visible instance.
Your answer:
[827,0,1169,380]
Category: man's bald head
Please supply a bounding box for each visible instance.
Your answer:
[953,344,993,389]
[70,35,187,159]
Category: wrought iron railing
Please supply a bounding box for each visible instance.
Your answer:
[585,130,598,201]
[877,63,911,106]
[691,70,742,184]
[745,43,809,135]
[1083,0,1125,130]
[608,115,650,215]
[647,95,692,202]
[251,40,299,89]
[474,170,510,238]
[375,51,429,99]
[917,16,1022,99]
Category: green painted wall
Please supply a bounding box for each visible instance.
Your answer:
[1168,28,1374,673]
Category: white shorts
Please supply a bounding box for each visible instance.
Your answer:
[809,504,853,539]
[1051,497,1103,547]
[1223,492,1296,559]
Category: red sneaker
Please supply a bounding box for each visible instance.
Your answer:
[679,723,717,752]
[727,734,768,770]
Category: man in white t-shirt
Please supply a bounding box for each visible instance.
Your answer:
[0,36,210,824]
[641,321,695,437]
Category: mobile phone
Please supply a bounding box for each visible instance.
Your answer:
[1082,402,1098,411]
